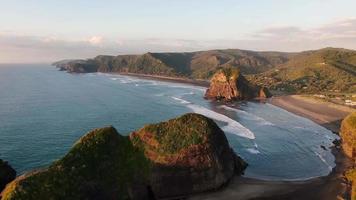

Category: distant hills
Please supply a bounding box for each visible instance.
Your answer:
[54,47,356,94]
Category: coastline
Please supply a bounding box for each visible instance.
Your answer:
[116,73,354,200]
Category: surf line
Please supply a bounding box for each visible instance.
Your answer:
[171,96,255,140]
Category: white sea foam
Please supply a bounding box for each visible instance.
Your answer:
[314,151,333,171]
[110,77,118,81]
[171,97,255,139]
[246,148,261,154]
[219,105,274,126]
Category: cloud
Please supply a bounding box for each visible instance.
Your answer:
[87,36,103,45]
[249,18,356,50]
[1,18,356,63]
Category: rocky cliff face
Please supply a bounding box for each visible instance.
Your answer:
[340,112,356,199]
[205,68,271,101]
[0,160,16,195]
[340,112,356,158]
[1,113,246,200]
[130,113,246,198]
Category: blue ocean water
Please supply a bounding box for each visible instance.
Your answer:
[0,64,337,181]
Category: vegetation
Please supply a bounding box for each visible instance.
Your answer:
[54,47,355,95]
[131,113,220,160]
[1,127,151,200]
[248,48,356,94]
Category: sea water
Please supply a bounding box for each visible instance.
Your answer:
[0,64,337,181]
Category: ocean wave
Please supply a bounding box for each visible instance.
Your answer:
[171,97,255,139]
[246,148,260,154]
[171,96,190,104]
[219,105,275,126]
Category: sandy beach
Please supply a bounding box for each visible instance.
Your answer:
[189,95,354,200]
[119,74,355,200]
[269,95,355,133]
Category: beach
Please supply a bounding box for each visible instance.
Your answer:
[189,95,354,200]
[123,74,355,200]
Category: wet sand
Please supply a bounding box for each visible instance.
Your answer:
[269,95,355,133]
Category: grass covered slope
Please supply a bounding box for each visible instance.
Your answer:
[130,113,247,198]
[1,127,151,200]
[1,114,247,199]
[341,112,356,200]
[341,112,356,158]
[249,48,356,93]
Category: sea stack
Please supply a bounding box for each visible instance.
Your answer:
[1,113,246,200]
[205,67,271,101]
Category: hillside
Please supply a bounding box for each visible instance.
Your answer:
[54,49,291,79]
[248,48,356,94]
[54,47,356,94]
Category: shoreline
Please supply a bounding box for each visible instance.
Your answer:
[116,73,354,200]
[115,72,210,87]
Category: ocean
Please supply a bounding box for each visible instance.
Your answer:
[0,64,337,181]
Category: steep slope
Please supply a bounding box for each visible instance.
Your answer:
[130,113,246,198]
[249,48,356,93]
[54,49,291,78]
[1,127,151,200]
[205,68,271,101]
[340,112,356,199]
[1,114,246,200]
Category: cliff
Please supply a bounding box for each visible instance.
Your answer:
[54,48,356,94]
[130,113,246,198]
[0,160,16,195]
[0,127,151,200]
[205,68,271,101]
[1,113,246,200]
[340,112,356,199]
[341,112,356,158]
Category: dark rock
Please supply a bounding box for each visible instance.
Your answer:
[0,160,16,194]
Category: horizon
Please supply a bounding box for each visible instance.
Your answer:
[1,0,356,63]
[0,46,354,65]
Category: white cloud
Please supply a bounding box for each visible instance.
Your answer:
[1,18,356,63]
[87,36,103,45]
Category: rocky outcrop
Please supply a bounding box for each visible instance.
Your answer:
[130,113,247,198]
[0,160,16,194]
[340,112,356,199]
[340,112,356,158]
[1,127,152,200]
[205,68,271,101]
[1,114,246,200]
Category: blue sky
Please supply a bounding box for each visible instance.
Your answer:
[1,0,356,63]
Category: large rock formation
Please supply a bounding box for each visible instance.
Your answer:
[1,127,151,200]
[340,112,356,199]
[1,113,246,200]
[205,68,271,101]
[130,113,246,198]
[340,112,356,158]
[0,160,16,194]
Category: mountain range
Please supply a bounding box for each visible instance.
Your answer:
[54,47,356,94]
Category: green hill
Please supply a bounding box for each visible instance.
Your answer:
[248,48,356,94]
[54,47,356,94]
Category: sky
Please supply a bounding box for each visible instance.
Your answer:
[1,0,356,63]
